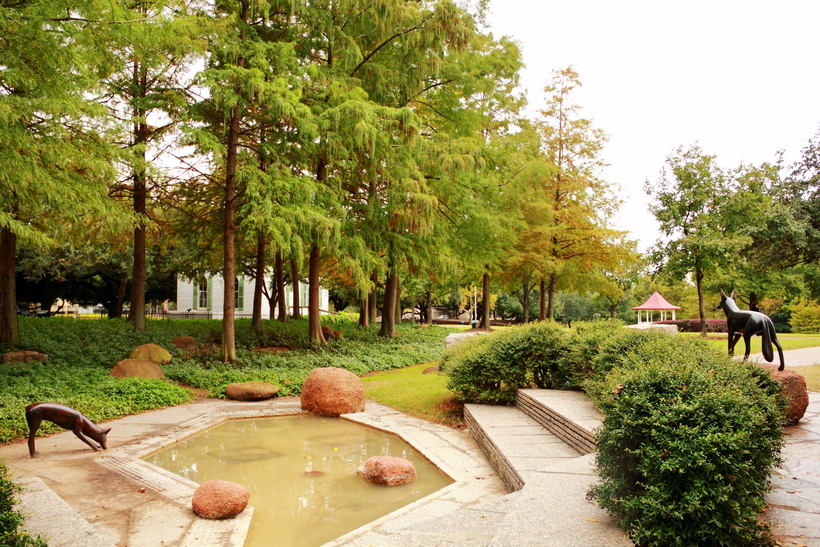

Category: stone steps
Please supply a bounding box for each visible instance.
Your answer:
[465,389,632,547]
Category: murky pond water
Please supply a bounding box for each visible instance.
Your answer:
[144,414,453,547]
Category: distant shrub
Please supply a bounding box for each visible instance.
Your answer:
[655,318,727,332]
[441,321,571,405]
[789,301,820,334]
[586,336,786,547]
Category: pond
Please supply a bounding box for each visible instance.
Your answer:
[144,414,453,547]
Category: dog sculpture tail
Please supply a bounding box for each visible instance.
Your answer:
[761,317,785,371]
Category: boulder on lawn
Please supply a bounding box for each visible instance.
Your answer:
[321,326,344,340]
[110,359,164,380]
[192,480,249,519]
[225,381,280,401]
[760,365,810,424]
[130,343,172,364]
[300,367,365,417]
[357,456,417,486]
[171,336,198,353]
[4,350,48,365]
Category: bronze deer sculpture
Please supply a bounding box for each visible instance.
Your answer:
[25,402,111,458]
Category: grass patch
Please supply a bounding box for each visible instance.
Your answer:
[362,363,464,429]
[800,364,820,392]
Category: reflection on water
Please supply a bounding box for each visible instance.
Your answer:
[145,414,453,547]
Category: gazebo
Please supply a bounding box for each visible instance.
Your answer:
[632,291,681,324]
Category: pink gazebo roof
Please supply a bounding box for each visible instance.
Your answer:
[632,291,681,311]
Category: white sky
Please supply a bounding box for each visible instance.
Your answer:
[486,0,820,252]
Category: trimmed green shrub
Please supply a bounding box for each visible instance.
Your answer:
[586,336,786,547]
[0,461,47,547]
[441,321,571,405]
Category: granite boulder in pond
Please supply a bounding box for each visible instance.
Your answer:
[300,367,365,416]
[225,381,279,401]
[192,480,249,519]
[358,456,417,485]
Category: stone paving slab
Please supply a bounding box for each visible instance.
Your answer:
[518,389,603,434]
[14,477,116,547]
[766,391,820,546]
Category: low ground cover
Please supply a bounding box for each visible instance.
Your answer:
[0,317,449,443]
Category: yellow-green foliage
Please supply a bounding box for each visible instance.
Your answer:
[790,301,820,334]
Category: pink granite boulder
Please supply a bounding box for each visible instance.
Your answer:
[760,365,810,424]
[171,336,198,353]
[192,480,249,519]
[357,456,417,486]
[4,350,48,365]
[300,367,365,417]
[225,381,280,401]
[129,343,172,364]
[110,358,164,379]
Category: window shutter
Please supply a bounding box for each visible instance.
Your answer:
[192,281,198,309]
[237,277,244,310]
[206,278,213,310]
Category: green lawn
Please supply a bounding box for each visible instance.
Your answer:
[679,332,820,355]
[362,363,464,428]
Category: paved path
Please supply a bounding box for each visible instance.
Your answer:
[767,391,820,547]
[747,346,820,367]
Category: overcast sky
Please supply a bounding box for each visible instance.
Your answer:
[486,0,820,251]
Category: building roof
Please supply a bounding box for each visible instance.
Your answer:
[632,291,681,311]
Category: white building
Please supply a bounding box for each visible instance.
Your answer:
[176,275,329,319]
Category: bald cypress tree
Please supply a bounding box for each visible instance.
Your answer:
[0,0,121,344]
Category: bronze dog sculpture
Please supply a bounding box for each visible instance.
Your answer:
[716,290,784,371]
[25,402,111,458]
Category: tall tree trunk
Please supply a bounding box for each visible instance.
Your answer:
[275,250,287,322]
[379,269,397,337]
[308,245,326,345]
[0,223,19,346]
[539,279,546,321]
[114,274,127,318]
[129,59,148,333]
[478,269,491,329]
[695,253,707,338]
[251,235,266,335]
[220,1,248,363]
[358,295,370,327]
[368,270,378,325]
[290,257,301,320]
[393,274,401,326]
[520,279,531,323]
[547,273,557,321]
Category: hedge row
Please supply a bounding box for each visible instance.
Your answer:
[441,321,787,546]
[655,318,728,332]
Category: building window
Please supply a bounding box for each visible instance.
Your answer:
[198,282,208,309]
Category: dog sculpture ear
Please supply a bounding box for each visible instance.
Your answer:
[730,290,737,299]
[720,289,726,298]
